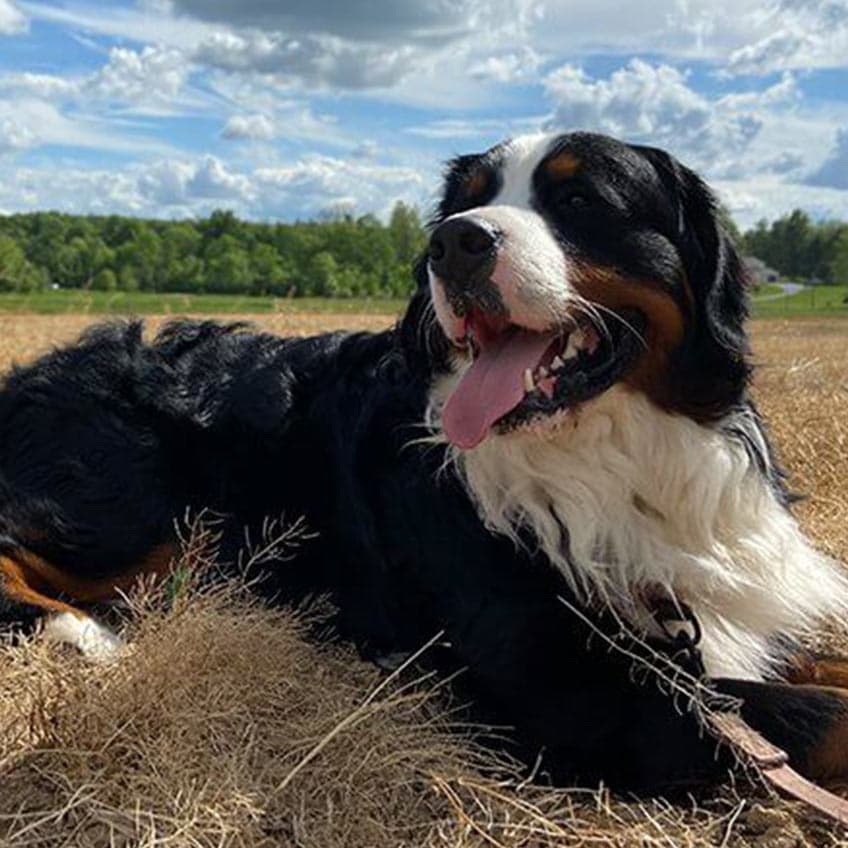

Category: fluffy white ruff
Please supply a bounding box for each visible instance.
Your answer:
[42,612,122,661]
[428,380,848,680]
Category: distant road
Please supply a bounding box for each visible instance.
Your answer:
[754,282,805,301]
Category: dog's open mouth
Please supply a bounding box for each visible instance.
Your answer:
[442,308,645,449]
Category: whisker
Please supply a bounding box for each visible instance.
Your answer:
[588,302,648,349]
[566,295,647,350]
[416,299,438,360]
[568,296,612,343]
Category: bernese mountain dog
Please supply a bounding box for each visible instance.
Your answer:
[1,130,848,792]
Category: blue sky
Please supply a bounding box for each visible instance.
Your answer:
[0,0,847,228]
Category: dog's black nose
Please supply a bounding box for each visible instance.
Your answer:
[429,217,498,283]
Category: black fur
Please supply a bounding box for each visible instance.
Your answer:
[0,132,844,793]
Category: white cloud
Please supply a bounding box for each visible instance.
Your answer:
[0,0,26,34]
[726,0,848,74]
[0,166,146,215]
[404,115,543,141]
[137,159,195,206]
[170,0,537,46]
[22,1,214,49]
[189,155,254,199]
[0,152,430,220]
[138,156,253,205]
[469,47,542,83]
[0,46,191,109]
[351,140,378,160]
[0,117,35,152]
[88,45,189,104]
[253,155,429,218]
[193,31,416,89]
[173,0,543,93]
[221,113,275,140]
[715,176,848,228]
[719,71,800,109]
[203,72,347,142]
[805,128,848,190]
[542,60,799,169]
[760,151,805,175]
[0,98,178,156]
[0,72,79,98]
[0,45,198,158]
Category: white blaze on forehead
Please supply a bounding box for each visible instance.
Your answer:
[428,131,576,335]
[492,132,560,208]
[469,133,574,329]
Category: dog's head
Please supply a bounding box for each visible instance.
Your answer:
[403,131,751,450]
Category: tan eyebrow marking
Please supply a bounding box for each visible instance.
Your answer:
[545,152,581,179]
[465,168,490,197]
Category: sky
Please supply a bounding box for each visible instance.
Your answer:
[0,0,847,229]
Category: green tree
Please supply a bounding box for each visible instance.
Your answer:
[204,235,253,293]
[92,268,118,291]
[306,251,339,296]
[388,202,427,265]
[118,265,139,292]
[249,242,287,295]
[716,204,742,246]
[116,225,162,291]
[159,223,203,291]
[831,229,848,284]
[0,235,45,292]
[202,209,241,241]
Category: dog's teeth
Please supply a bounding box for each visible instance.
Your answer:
[538,365,549,378]
[551,355,564,370]
[562,338,578,360]
[523,369,535,392]
[571,328,586,349]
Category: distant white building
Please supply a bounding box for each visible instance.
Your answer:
[742,256,779,289]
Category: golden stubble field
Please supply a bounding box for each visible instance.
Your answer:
[0,312,846,848]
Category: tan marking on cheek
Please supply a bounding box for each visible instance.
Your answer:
[545,153,581,179]
[570,264,686,408]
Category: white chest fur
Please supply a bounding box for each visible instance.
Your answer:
[428,381,848,680]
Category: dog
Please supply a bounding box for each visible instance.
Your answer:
[1,130,848,792]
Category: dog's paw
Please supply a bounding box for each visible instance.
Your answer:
[42,612,122,661]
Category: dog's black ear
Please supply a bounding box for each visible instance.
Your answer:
[637,145,752,418]
[397,254,451,380]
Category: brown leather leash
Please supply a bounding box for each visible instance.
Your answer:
[652,600,848,828]
[707,711,848,827]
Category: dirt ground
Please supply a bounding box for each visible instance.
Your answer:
[0,312,846,847]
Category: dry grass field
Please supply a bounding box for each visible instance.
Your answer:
[0,312,846,847]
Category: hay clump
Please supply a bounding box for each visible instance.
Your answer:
[0,557,482,848]
[0,543,823,848]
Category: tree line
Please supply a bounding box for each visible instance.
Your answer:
[738,210,848,284]
[0,203,427,297]
[0,203,846,296]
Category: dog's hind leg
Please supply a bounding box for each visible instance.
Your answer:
[782,649,848,690]
[0,552,121,660]
[715,677,848,783]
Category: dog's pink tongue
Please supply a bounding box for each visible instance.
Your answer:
[443,328,555,449]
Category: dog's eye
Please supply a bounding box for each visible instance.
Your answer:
[555,189,591,210]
